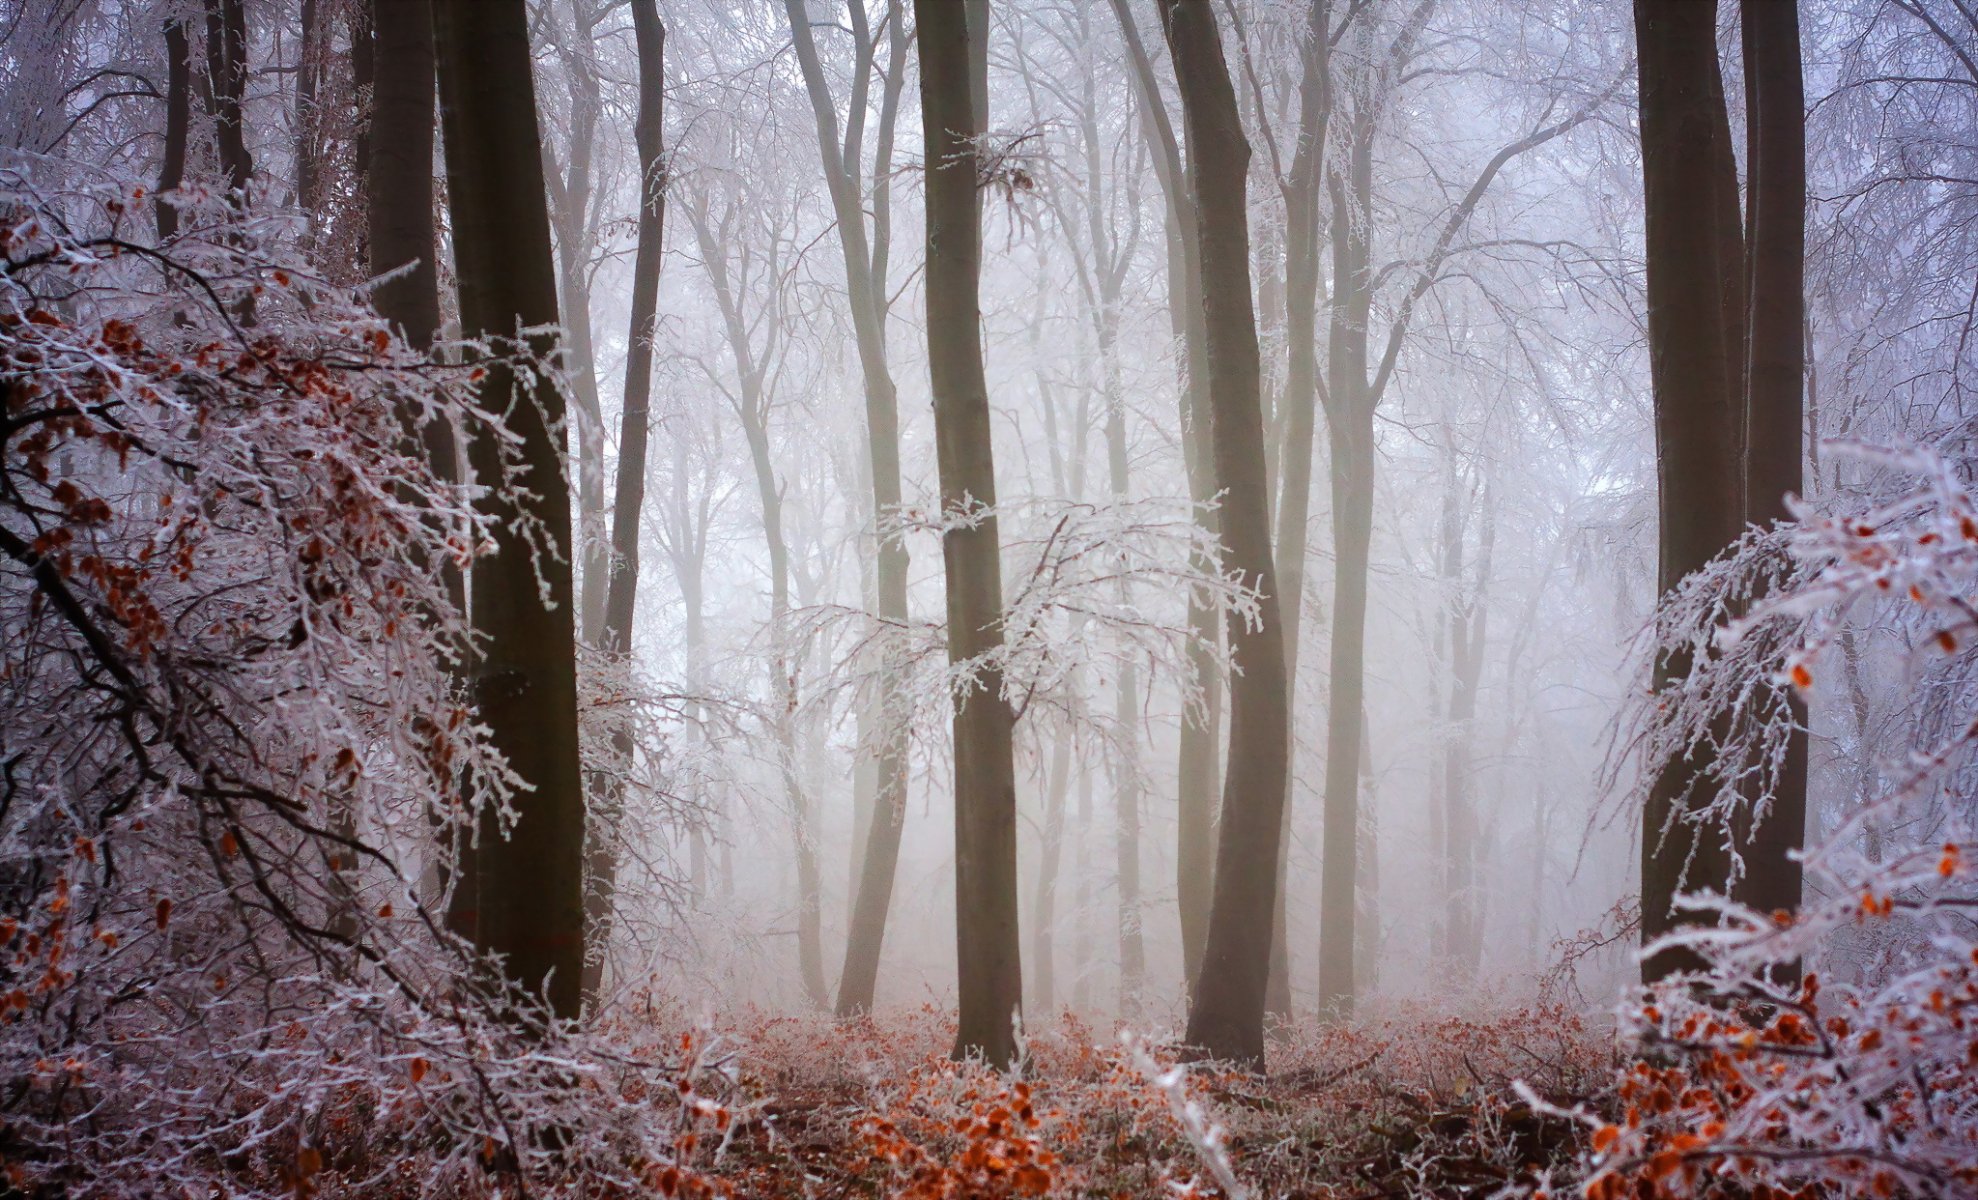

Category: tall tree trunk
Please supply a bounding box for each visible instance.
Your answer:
[1162,0,1290,1069]
[366,0,455,929]
[203,0,252,201]
[1442,487,1492,976]
[1030,725,1072,1014]
[1266,0,1333,1021]
[780,0,915,1017]
[1108,0,1222,986]
[544,0,611,645]
[1316,108,1374,1015]
[1106,386,1145,1015]
[295,0,323,228]
[919,0,1023,1067]
[1633,0,1746,983]
[1730,0,1808,956]
[434,0,587,1022]
[581,0,666,1011]
[156,17,191,240]
[368,0,441,354]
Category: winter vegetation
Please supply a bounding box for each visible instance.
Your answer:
[0,0,1974,1196]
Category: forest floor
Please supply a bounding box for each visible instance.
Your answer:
[645,1000,1616,1199]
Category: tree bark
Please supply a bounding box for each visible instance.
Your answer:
[1266,0,1333,1022]
[1162,0,1291,1069]
[1633,0,1746,983]
[543,0,611,646]
[1108,0,1222,987]
[295,0,323,228]
[917,0,1024,1068]
[155,17,191,240]
[1730,0,1808,954]
[780,0,915,1017]
[1030,725,1072,1014]
[366,0,456,931]
[433,0,587,1022]
[580,0,667,1011]
[367,0,441,354]
[202,0,252,201]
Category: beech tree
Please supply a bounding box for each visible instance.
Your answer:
[917,0,1024,1069]
[1159,0,1290,1068]
[433,0,588,1019]
[1632,0,1808,982]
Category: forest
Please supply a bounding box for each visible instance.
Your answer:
[1,0,1975,1195]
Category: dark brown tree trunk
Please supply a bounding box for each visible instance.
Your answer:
[544,0,612,647]
[367,0,440,354]
[1633,0,1747,984]
[156,18,191,240]
[203,0,252,201]
[1730,0,1807,954]
[580,0,667,1011]
[433,0,587,1022]
[918,0,1023,1068]
[366,0,455,929]
[1162,0,1290,1069]
[295,0,323,227]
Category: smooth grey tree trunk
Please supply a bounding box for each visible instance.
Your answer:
[1109,0,1223,987]
[918,0,1024,1068]
[781,0,915,1017]
[1161,0,1291,1069]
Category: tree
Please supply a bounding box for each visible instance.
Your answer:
[917,0,1024,1068]
[1160,0,1290,1068]
[433,0,588,1021]
[1730,0,1808,952]
[542,0,614,644]
[678,141,828,1008]
[1107,0,1223,988]
[582,0,668,1009]
[202,0,252,203]
[780,0,917,1018]
[1313,6,1598,1014]
[1632,0,1806,982]
[154,15,191,240]
[367,0,441,355]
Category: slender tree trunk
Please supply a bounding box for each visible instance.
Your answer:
[368,0,441,354]
[1106,386,1145,1015]
[1266,0,1333,1021]
[1730,0,1808,953]
[295,0,323,228]
[203,0,252,201]
[781,0,915,1017]
[1162,0,1290,1069]
[1633,0,1746,984]
[156,18,191,240]
[1109,0,1222,985]
[1316,113,1374,1015]
[917,0,1023,1068]
[1030,726,1072,1015]
[544,1,611,645]
[1443,496,1491,976]
[434,0,587,1022]
[366,0,456,929]
[580,0,666,1010]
